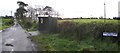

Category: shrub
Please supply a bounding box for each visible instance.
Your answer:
[58,21,119,41]
[58,21,79,39]
[2,18,14,27]
[24,22,32,30]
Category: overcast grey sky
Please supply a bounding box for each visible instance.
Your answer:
[0,0,120,18]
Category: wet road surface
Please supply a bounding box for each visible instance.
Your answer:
[1,23,34,52]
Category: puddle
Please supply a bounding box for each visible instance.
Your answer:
[5,44,14,47]
[3,38,14,51]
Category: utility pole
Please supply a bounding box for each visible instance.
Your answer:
[104,0,106,18]
[11,11,12,16]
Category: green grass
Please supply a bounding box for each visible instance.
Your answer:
[59,19,118,23]
[19,20,38,32]
[32,34,90,51]
[32,33,119,51]
[0,18,14,30]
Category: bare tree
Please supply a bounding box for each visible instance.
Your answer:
[27,6,36,21]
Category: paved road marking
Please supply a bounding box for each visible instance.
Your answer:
[11,49,14,51]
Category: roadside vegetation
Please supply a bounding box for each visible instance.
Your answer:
[19,20,38,32]
[32,19,120,51]
[59,19,118,23]
[32,34,93,51]
[32,33,119,51]
[0,18,2,30]
[0,18,14,30]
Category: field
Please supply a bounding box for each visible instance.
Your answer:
[0,18,14,30]
[32,19,120,51]
[59,19,119,23]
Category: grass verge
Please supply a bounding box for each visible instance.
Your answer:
[31,33,119,51]
[0,18,14,30]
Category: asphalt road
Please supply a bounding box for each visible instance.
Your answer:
[1,20,34,52]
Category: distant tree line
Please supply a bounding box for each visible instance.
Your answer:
[113,17,120,20]
[0,15,14,19]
